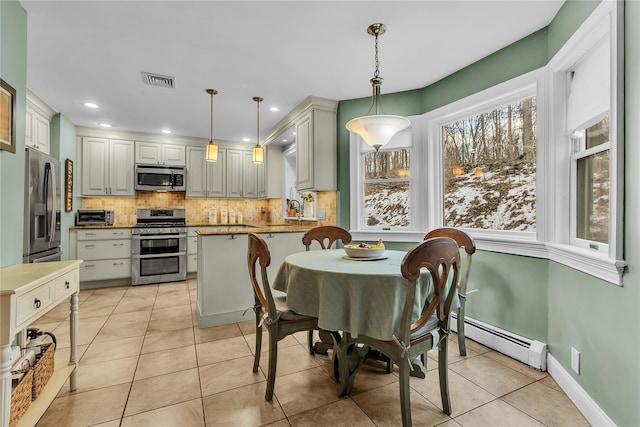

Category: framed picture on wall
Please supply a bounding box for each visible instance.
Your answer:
[0,79,16,153]
[65,159,73,211]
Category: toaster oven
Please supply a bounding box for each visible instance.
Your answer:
[76,210,114,226]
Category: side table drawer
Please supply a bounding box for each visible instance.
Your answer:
[16,283,53,326]
[54,269,79,301]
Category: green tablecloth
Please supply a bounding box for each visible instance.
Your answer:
[272,249,433,342]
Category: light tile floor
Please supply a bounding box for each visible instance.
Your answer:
[31,279,589,426]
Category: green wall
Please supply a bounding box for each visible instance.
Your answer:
[0,1,27,268]
[338,1,638,425]
[50,114,78,260]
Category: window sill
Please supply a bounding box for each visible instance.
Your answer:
[350,229,625,286]
[546,243,625,286]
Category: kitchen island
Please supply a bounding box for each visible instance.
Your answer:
[195,224,316,328]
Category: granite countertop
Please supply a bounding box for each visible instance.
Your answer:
[194,223,313,235]
[70,223,315,234]
[69,225,133,229]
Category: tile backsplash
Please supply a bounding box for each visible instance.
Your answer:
[81,191,337,227]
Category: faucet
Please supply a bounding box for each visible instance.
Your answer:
[289,199,302,222]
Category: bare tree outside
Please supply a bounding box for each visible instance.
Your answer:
[363,149,410,227]
[443,97,537,231]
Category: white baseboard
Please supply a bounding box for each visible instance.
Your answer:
[547,355,616,427]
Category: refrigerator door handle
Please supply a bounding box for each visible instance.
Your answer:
[49,162,57,244]
[43,162,51,240]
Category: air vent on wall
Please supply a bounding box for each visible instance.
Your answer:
[141,72,175,88]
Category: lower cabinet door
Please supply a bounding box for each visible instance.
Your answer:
[80,259,131,281]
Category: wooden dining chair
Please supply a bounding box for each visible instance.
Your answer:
[247,232,319,401]
[301,226,352,357]
[348,237,461,426]
[302,225,352,250]
[424,227,476,356]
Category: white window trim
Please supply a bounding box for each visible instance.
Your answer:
[547,0,625,285]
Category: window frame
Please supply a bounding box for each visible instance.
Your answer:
[547,0,625,285]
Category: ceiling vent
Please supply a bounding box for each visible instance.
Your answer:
[141,72,175,88]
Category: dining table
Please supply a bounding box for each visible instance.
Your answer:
[272,248,438,396]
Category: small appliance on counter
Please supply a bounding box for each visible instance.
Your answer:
[75,209,114,226]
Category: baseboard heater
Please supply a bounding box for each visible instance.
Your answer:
[450,313,548,371]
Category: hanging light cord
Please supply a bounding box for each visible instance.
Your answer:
[373,29,380,79]
[256,98,260,145]
[210,91,214,141]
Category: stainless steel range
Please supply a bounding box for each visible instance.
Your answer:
[131,208,187,285]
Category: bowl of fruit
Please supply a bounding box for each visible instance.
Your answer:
[343,240,385,258]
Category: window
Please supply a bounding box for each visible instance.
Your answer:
[363,148,410,227]
[443,96,537,232]
[572,116,610,249]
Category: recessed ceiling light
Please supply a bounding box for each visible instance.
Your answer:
[161,129,172,134]
[242,137,251,142]
[270,106,280,112]
[282,139,288,143]
[98,123,112,128]
[83,102,100,109]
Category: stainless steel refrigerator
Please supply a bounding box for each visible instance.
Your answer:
[23,147,62,263]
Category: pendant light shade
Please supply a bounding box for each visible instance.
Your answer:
[206,89,218,162]
[252,96,264,164]
[345,23,410,151]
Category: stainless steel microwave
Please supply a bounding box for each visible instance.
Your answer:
[76,209,114,226]
[135,165,186,192]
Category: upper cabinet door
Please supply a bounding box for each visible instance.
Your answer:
[82,137,109,196]
[186,146,207,198]
[295,112,313,190]
[135,142,162,165]
[109,140,135,196]
[242,151,257,198]
[226,149,243,198]
[206,148,226,198]
[161,144,186,166]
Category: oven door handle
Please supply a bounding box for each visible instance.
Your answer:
[132,234,186,240]
[132,252,187,259]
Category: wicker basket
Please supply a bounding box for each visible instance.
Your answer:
[10,368,33,427]
[32,342,55,399]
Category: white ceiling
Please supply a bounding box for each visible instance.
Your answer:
[20,0,564,145]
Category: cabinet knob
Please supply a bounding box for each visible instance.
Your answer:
[65,281,70,289]
[34,298,42,309]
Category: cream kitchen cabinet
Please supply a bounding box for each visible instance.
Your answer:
[81,137,134,196]
[196,231,305,327]
[185,146,226,198]
[72,228,132,283]
[295,107,337,191]
[187,227,201,273]
[0,260,81,427]
[242,150,258,198]
[135,141,186,166]
[226,149,262,199]
[25,91,55,155]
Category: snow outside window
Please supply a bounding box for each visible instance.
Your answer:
[442,96,537,232]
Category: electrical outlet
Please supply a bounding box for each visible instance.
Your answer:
[247,210,253,219]
[571,347,580,374]
[317,210,326,219]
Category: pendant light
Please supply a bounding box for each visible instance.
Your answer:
[252,96,264,164]
[345,23,410,151]
[205,89,218,162]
